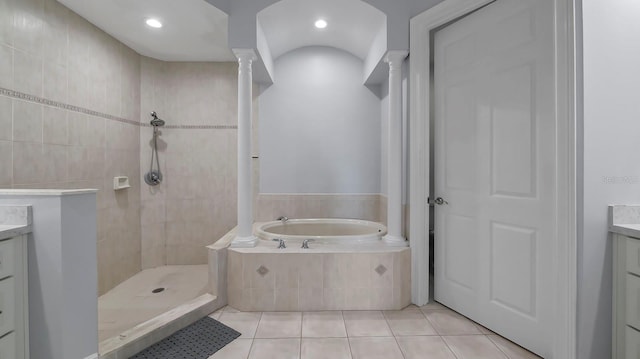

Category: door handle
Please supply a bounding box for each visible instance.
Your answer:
[434,197,448,205]
[428,197,449,206]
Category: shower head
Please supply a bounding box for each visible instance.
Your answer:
[150,111,165,127]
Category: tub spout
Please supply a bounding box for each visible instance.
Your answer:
[272,238,286,249]
[277,216,288,222]
[301,239,315,249]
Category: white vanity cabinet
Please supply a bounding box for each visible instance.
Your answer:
[613,233,640,359]
[0,234,29,359]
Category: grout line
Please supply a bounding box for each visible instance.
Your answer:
[486,335,512,359]
[440,335,461,359]
[245,337,254,359]
[382,309,407,359]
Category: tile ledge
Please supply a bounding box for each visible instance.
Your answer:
[98,293,217,359]
[0,189,98,196]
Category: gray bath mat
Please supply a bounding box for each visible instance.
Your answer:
[129,317,241,359]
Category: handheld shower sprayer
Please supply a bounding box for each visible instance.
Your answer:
[145,111,165,186]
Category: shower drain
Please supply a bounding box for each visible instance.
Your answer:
[152,287,165,294]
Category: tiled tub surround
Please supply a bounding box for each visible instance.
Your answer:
[255,193,386,223]
[227,241,411,311]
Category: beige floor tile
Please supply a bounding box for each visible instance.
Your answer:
[302,311,347,338]
[424,309,482,335]
[343,311,392,337]
[396,336,457,359]
[475,323,496,335]
[255,312,302,338]
[208,338,252,359]
[419,301,448,312]
[218,312,262,339]
[443,335,508,359]
[209,307,225,320]
[249,338,300,359]
[384,308,438,336]
[488,335,542,359]
[349,337,404,359]
[301,338,351,359]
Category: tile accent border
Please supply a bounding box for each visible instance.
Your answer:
[140,123,238,130]
[0,87,238,130]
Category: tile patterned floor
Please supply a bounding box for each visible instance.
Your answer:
[208,302,542,359]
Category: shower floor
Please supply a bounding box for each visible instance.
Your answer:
[98,264,209,342]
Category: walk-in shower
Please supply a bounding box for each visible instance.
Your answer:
[145,111,164,186]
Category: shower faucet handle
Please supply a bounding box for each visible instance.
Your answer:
[301,239,315,249]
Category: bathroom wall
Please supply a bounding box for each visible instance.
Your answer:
[256,46,383,221]
[579,1,640,358]
[259,46,381,194]
[140,58,240,268]
[0,0,142,295]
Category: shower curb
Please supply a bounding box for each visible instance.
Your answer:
[98,293,220,359]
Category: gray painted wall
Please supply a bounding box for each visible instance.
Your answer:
[259,46,381,194]
[579,0,640,358]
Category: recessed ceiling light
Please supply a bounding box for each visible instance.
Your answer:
[146,18,163,29]
[314,19,327,29]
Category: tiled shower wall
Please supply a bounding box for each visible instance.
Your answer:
[139,59,241,268]
[0,0,142,294]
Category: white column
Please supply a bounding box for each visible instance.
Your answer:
[231,49,258,248]
[383,50,409,246]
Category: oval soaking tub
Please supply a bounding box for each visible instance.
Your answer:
[256,218,387,245]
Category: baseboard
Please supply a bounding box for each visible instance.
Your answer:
[83,354,98,359]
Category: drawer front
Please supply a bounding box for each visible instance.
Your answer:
[0,278,15,338]
[0,331,15,359]
[628,238,640,276]
[626,326,640,359]
[0,239,15,280]
[629,274,640,330]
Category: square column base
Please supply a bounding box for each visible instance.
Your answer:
[230,235,258,248]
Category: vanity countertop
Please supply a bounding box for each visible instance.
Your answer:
[0,205,33,240]
[609,205,640,238]
[609,223,640,238]
[0,224,31,241]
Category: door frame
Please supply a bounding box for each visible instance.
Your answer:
[408,0,577,358]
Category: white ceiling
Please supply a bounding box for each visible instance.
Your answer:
[58,0,236,62]
[257,0,386,61]
[58,0,387,64]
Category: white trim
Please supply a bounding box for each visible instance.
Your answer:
[82,354,99,359]
[384,50,409,244]
[408,0,577,358]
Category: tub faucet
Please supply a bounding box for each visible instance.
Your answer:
[277,216,288,222]
[272,238,286,249]
[301,239,315,249]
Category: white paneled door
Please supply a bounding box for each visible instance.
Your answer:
[433,0,554,356]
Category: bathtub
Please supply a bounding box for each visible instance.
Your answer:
[255,218,387,245]
[224,219,410,311]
